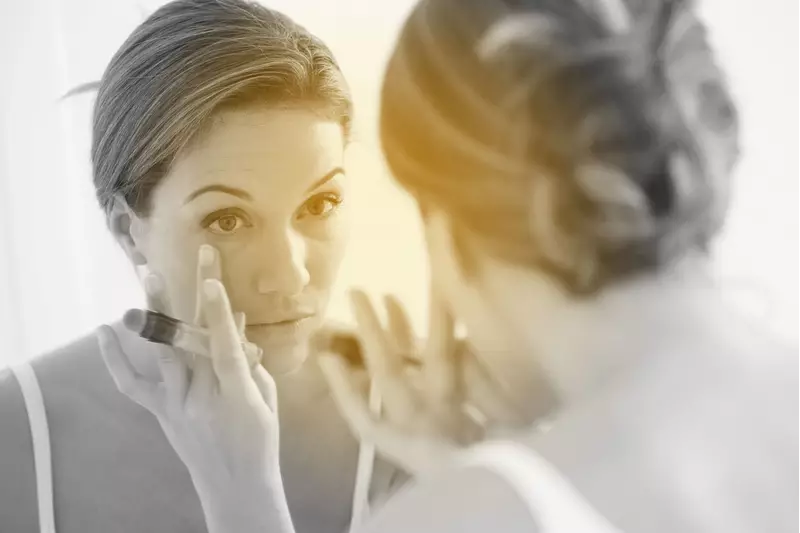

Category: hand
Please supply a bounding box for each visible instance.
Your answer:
[97,245,292,533]
[318,288,511,476]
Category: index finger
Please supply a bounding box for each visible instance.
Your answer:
[423,289,458,404]
[194,244,222,326]
[202,279,256,396]
[384,294,417,355]
[350,290,415,421]
[350,290,403,377]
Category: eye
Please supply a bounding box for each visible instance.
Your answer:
[202,209,252,236]
[298,193,343,220]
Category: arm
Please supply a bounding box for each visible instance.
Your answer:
[99,246,296,533]
[202,476,294,533]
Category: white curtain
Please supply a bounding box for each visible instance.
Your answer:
[1,0,797,367]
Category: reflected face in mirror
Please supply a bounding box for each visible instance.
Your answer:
[133,106,349,374]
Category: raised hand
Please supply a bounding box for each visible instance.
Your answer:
[98,244,292,533]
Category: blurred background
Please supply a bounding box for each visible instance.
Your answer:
[0,0,797,366]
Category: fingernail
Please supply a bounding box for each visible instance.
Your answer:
[199,244,215,267]
[203,279,219,301]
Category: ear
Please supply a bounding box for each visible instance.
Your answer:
[108,196,148,266]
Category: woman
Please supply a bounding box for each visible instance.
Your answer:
[103,0,798,532]
[326,0,798,531]
[0,1,405,532]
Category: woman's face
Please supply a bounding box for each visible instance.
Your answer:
[127,106,349,374]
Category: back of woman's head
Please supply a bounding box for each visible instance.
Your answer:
[92,0,352,217]
[381,0,739,293]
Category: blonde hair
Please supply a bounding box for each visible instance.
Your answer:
[381,0,738,292]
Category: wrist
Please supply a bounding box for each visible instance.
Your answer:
[204,500,293,533]
[199,474,294,533]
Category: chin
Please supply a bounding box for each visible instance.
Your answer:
[251,334,311,375]
[244,312,325,375]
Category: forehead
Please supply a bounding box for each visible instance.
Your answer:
[158,106,345,200]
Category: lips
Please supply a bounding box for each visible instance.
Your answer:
[245,315,317,344]
[247,313,314,327]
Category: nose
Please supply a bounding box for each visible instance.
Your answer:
[255,228,310,297]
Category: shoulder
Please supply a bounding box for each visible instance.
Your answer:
[362,442,619,533]
[0,363,34,464]
[0,326,122,454]
[0,364,38,529]
[0,328,108,441]
[0,326,163,530]
[361,458,540,533]
[0,331,104,530]
[528,327,799,532]
[0,330,99,427]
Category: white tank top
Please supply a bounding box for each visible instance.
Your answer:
[458,440,622,533]
[7,359,378,533]
[8,362,617,533]
[10,362,56,533]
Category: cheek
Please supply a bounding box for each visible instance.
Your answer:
[302,211,350,289]
[212,230,348,312]
[142,229,202,321]
[145,212,349,319]
[304,234,348,290]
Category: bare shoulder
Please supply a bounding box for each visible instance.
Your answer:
[0,329,106,437]
[528,321,799,533]
[0,363,38,530]
[0,328,209,532]
[0,331,104,530]
[360,460,543,533]
[363,440,626,533]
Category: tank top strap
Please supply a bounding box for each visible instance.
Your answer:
[10,362,56,533]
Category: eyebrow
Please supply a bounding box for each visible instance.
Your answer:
[184,167,345,205]
[305,167,344,193]
[184,185,253,204]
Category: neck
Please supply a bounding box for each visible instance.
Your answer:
[530,256,726,404]
[274,354,329,406]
